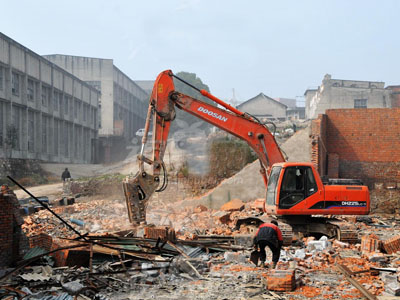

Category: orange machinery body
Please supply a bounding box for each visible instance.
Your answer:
[265,162,370,216]
[125,69,370,225]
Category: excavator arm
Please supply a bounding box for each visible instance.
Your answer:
[123,70,285,224]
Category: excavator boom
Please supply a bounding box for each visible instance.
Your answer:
[123,70,285,224]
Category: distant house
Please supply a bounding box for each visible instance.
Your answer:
[304,74,392,119]
[275,97,305,120]
[275,97,296,108]
[237,93,287,121]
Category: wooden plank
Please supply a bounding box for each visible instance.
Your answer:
[336,264,377,300]
[92,245,168,261]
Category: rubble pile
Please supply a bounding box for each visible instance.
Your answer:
[22,199,131,237]
[0,191,400,299]
[370,187,400,214]
[69,175,124,197]
[4,183,400,299]
[147,199,264,237]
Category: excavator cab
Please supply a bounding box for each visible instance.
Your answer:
[266,163,318,213]
[265,162,370,216]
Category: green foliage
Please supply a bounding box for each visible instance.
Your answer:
[171,71,215,132]
[173,71,211,97]
[177,161,190,178]
[208,137,257,180]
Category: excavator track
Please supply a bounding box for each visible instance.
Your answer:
[327,220,359,244]
[234,216,293,246]
[277,216,360,244]
[234,215,359,246]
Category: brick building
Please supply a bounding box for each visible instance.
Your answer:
[311,108,400,187]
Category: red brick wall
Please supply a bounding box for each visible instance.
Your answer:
[29,233,53,252]
[312,108,400,186]
[0,194,15,267]
[310,114,327,175]
[327,153,339,178]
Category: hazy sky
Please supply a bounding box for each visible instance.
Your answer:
[1,0,399,104]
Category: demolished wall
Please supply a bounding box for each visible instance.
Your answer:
[0,193,14,267]
[312,108,400,186]
[0,187,27,267]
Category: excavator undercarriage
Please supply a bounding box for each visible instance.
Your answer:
[235,215,359,246]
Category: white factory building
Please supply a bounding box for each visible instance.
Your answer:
[0,33,99,164]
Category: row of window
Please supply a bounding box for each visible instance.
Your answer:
[113,83,147,115]
[0,104,93,159]
[0,67,97,123]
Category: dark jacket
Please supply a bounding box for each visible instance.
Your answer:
[254,223,283,248]
[61,170,71,181]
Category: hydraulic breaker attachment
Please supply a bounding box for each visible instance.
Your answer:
[123,172,159,224]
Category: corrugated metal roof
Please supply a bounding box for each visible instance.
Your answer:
[18,273,51,281]
[180,245,207,258]
[39,293,73,300]
[23,247,47,260]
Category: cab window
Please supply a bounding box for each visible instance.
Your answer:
[266,166,281,205]
[306,167,318,197]
[279,166,317,208]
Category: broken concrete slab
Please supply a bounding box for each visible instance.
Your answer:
[234,234,254,248]
[220,198,245,211]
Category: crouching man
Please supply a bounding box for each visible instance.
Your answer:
[253,220,283,268]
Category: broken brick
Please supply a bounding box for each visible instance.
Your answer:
[194,205,208,213]
[29,233,53,251]
[361,234,381,253]
[50,239,69,267]
[220,198,244,212]
[264,269,296,292]
[144,226,176,241]
[252,198,265,211]
[383,235,400,254]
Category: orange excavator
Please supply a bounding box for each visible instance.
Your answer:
[123,70,370,243]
